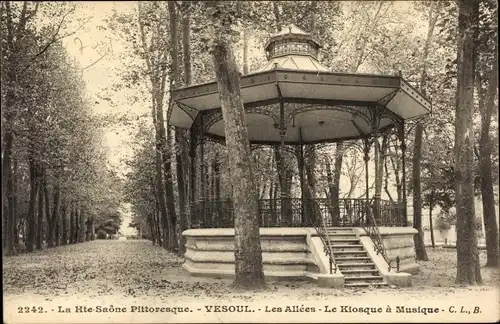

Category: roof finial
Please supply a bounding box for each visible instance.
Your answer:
[288,25,292,34]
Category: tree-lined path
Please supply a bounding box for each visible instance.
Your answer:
[3,240,500,322]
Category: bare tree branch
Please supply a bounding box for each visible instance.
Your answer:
[25,2,40,21]
[15,1,28,38]
[4,1,14,49]
[63,51,110,71]
[20,8,90,76]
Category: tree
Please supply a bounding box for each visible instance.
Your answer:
[411,1,444,261]
[201,1,265,289]
[135,1,176,251]
[124,123,160,245]
[176,0,193,256]
[454,0,482,284]
[475,0,499,267]
[1,2,122,254]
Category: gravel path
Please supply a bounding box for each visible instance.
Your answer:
[3,240,499,323]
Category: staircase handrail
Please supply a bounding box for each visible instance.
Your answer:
[309,198,337,274]
[362,200,400,272]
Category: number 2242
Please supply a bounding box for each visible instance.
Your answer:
[18,306,44,313]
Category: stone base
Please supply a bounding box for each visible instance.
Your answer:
[399,263,420,275]
[182,227,419,288]
[183,228,320,281]
[316,274,345,288]
[182,262,309,280]
[384,272,412,287]
[355,227,419,286]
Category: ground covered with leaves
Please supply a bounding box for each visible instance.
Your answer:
[4,240,499,323]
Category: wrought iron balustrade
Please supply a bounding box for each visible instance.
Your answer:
[380,200,407,226]
[307,198,337,274]
[190,197,406,229]
[358,200,400,272]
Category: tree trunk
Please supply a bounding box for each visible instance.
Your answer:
[170,0,187,255]
[478,125,499,267]
[156,204,162,246]
[242,28,249,75]
[377,135,389,199]
[7,142,18,254]
[74,206,80,244]
[271,181,278,225]
[304,147,317,223]
[181,4,192,84]
[54,218,60,247]
[326,158,339,226]
[413,0,442,261]
[429,192,435,248]
[212,38,265,289]
[333,143,344,222]
[2,107,16,255]
[79,209,86,242]
[412,123,428,260]
[165,129,178,251]
[477,43,499,267]
[36,173,44,250]
[154,188,163,246]
[138,1,175,252]
[454,0,482,284]
[12,157,19,250]
[53,190,60,246]
[388,139,402,202]
[20,218,26,245]
[69,203,75,244]
[274,147,293,225]
[61,202,67,245]
[177,138,189,252]
[149,213,157,245]
[384,153,394,202]
[26,155,38,252]
[45,177,57,248]
[273,2,281,30]
[155,152,169,249]
[85,218,91,241]
[90,216,96,241]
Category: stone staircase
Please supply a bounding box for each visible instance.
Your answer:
[326,227,388,288]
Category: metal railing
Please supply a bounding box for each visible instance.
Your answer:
[190,198,406,229]
[360,200,400,272]
[380,200,407,227]
[308,199,337,274]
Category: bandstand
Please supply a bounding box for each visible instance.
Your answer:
[169,25,431,288]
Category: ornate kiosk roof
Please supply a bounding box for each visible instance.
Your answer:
[169,24,431,145]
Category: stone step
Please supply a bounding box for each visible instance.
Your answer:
[344,282,388,288]
[326,234,358,240]
[335,257,373,263]
[340,269,380,276]
[344,275,384,282]
[329,238,360,244]
[337,262,376,270]
[326,229,355,233]
[331,244,364,251]
[326,229,354,233]
[332,251,367,256]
